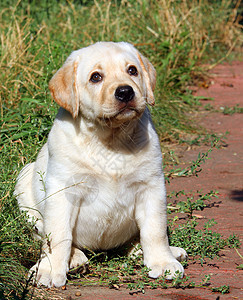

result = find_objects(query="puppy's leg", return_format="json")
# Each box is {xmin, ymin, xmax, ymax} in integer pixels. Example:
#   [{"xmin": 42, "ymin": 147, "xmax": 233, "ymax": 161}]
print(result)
[
  {"xmin": 136, "ymin": 178, "xmax": 185, "ymax": 279},
  {"xmin": 15, "ymin": 163, "xmax": 34, "ymax": 209},
  {"xmin": 30, "ymin": 176, "xmax": 80, "ymax": 287},
  {"xmin": 14, "ymin": 162, "xmax": 45, "ymax": 238}
]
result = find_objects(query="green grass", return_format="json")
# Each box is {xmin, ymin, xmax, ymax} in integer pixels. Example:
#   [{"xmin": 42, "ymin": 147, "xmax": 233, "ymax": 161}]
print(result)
[
  {"xmin": 220, "ymin": 104, "xmax": 243, "ymax": 115},
  {"xmin": 0, "ymin": 0, "xmax": 242, "ymax": 299}
]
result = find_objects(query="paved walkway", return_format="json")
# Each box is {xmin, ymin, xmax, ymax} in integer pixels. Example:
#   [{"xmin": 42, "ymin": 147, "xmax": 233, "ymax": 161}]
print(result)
[{"xmin": 165, "ymin": 61, "xmax": 243, "ymax": 299}]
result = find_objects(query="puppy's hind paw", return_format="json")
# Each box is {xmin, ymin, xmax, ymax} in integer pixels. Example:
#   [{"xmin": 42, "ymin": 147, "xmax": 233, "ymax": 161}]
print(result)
[
  {"xmin": 170, "ymin": 246, "xmax": 188, "ymax": 262},
  {"xmin": 69, "ymin": 247, "xmax": 89, "ymax": 275}
]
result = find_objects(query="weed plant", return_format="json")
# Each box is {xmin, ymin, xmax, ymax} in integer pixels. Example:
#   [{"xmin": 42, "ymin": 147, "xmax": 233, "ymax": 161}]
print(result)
[
  {"xmin": 221, "ymin": 104, "xmax": 243, "ymax": 115},
  {"xmin": 0, "ymin": 0, "xmax": 242, "ymax": 299}
]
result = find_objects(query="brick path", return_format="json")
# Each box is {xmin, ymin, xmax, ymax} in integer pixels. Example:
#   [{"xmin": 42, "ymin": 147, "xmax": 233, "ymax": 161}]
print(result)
[{"xmin": 165, "ymin": 61, "xmax": 243, "ymax": 299}]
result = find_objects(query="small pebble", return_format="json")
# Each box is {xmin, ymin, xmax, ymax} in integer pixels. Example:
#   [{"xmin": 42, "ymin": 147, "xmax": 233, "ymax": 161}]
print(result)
[{"xmin": 75, "ymin": 291, "xmax": 82, "ymax": 296}]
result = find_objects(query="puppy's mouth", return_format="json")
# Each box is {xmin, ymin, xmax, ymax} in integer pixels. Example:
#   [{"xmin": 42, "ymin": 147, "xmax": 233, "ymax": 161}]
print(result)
[
  {"xmin": 114, "ymin": 106, "xmax": 139, "ymax": 120},
  {"xmin": 99, "ymin": 105, "xmax": 142, "ymax": 125},
  {"xmin": 96, "ymin": 105, "xmax": 143, "ymax": 128}
]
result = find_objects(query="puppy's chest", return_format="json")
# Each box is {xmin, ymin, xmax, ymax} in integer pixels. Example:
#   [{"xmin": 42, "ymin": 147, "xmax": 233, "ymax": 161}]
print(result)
[
  {"xmin": 79, "ymin": 141, "xmax": 145, "ymax": 179},
  {"xmin": 90, "ymin": 148, "xmax": 130, "ymax": 179}
]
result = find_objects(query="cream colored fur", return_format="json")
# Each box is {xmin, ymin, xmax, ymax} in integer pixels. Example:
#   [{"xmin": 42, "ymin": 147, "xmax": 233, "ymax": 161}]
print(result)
[{"xmin": 14, "ymin": 42, "xmax": 187, "ymax": 287}]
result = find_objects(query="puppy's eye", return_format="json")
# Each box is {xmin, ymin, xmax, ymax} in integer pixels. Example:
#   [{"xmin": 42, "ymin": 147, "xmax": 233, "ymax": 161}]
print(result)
[
  {"xmin": 90, "ymin": 72, "xmax": 103, "ymax": 83},
  {"xmin": 127, "ymin": 66, "xmax": 138, "ymax": 76}
]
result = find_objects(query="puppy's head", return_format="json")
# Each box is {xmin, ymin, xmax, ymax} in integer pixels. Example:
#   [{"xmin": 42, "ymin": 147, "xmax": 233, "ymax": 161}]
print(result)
[{"xmin": 49, "ymin": 42, "xmax": 156, "ymax": 126}]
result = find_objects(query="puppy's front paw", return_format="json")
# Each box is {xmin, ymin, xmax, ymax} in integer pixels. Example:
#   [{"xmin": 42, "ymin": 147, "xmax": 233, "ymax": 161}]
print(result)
[
  {"xmin": 148, "ymin": 260, "xmax": 184, "ymax": 280},
  {"xmin": 30, "ymin": 256, "xmax": 67, "ymax": 287}
]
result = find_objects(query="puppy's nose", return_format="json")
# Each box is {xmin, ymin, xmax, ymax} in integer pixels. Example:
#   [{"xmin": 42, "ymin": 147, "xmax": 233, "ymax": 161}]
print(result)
[{"xmin": 115, "ymin": 85, "xmax": 135, "ymax": 103}]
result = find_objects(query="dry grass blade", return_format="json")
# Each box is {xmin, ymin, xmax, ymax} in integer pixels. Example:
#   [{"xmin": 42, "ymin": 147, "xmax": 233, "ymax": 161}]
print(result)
[{"xmin": 0, "ymin": 9, "xmax": 45, "ymax": 108}]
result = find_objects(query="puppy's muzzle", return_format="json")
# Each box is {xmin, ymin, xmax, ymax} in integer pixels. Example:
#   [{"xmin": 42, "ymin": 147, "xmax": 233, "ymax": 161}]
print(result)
[{"xmin": 115, "ymin": 85, "xmax": 135, "ymax": 103}]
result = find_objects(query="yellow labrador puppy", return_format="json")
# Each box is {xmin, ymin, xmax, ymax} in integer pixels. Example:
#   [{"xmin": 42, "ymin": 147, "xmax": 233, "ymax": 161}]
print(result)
[{"xmin": 15, "ymin": 42, "xmax": 187, "ymax": 287}]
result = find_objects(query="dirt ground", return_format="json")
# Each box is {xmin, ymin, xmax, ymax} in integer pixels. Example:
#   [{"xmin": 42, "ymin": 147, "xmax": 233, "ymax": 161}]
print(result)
[{"xmin": 36, "ymin": 62, "xmax": 243, "ymax": 299}]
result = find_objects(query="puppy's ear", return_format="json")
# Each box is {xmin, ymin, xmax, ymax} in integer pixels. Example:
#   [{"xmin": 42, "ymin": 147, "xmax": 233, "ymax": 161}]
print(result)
[
  {"xmin": 49, "ymin": 59, "xmax": 79, "ymax": 118},
  {"xmin": 137, "ymin": 53, "xmax": 156, "ymax": 106}
]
